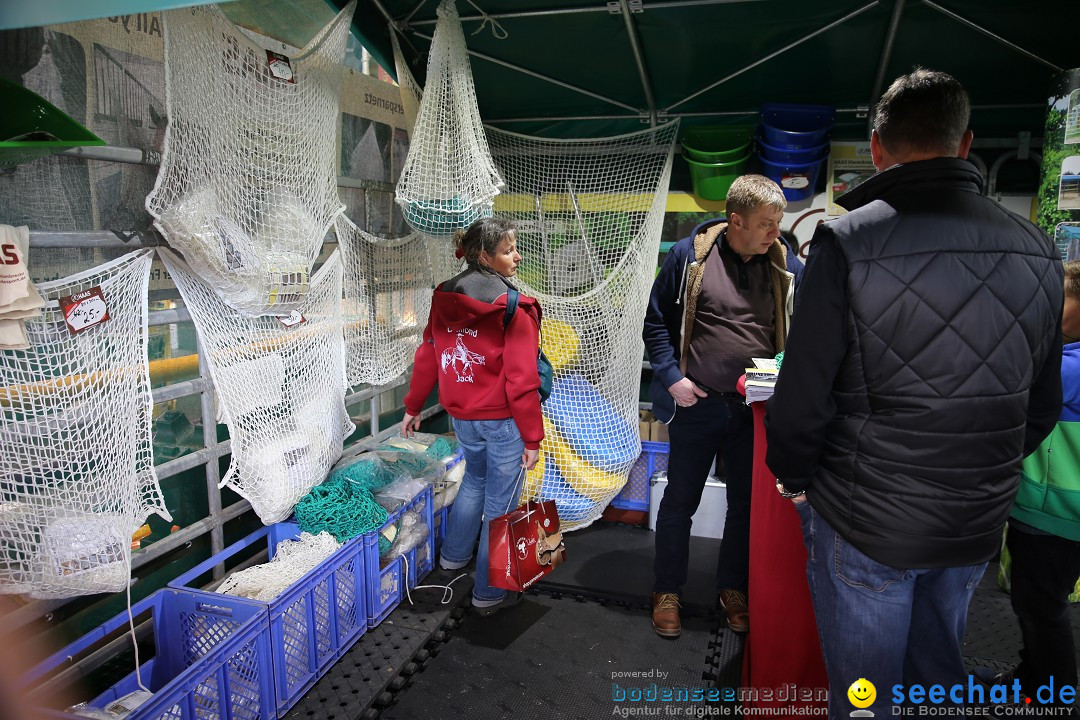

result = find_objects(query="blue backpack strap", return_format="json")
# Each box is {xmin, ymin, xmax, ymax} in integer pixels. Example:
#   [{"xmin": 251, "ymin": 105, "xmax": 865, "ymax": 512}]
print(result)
[{"xmin": 503, "ymin": 288, "xmax": 520, "ymax": 328}]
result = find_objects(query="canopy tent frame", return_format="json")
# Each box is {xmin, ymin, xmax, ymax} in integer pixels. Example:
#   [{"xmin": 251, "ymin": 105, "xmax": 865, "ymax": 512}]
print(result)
[{"xmin": 354, "ymin": 0, "xmax": 1075, "ymax": 141}]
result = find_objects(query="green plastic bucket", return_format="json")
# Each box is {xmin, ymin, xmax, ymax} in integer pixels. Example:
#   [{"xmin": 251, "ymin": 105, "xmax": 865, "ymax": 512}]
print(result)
[
  {"xmin": 0, "ymin": 76, "xmax": 104, "ymax": 168},
  {"xmin": 686, "ymin": 152, "xmax": 751, "ymax": 201},
  {"xmin": 681, "ymin": 125, "xmax": 754, "ymax": 164}
]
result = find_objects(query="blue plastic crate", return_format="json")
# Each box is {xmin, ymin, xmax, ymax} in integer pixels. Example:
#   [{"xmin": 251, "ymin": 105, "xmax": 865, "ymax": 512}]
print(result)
[
  {"xmin": 168, "ymin": 522, "xmax": 367, "ymax": 715},
  {"xmin": 365, "ymin": 485, "xmax": 434, "ymax": 626},
  {"xmin": 611, "ymin": 441, "xmax": 670, "ymax": 512},
  {"xmin": 26, "ymin": 588, "xmax": 274, "ymax": 720},
  {"xmin": 433, "ymin": 504, "xmax": 451, "ymax": 552}
]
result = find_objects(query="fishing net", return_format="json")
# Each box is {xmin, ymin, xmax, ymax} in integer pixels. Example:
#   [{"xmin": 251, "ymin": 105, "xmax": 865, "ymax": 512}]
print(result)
[
  {"xmin": 395, "ymin": 0, "xmax": 503, "ymax": 238},
  {"xmin": 160, "ymin": 249, "xmax": 353, "ymax": 524},
  {"xmin": 147, "ymin": 2, "xmax": 353, "ymax": 315},
  {"xmin": 337, "ymin": 215, "xmax": 432, "ymax": 386},
  {"xmin": 0, "ymin": 250, "xmax": 170, "ymax": 598},
  {"xmin": 490, "ymin": 121, "xmax": 680, "ymax": 531}
]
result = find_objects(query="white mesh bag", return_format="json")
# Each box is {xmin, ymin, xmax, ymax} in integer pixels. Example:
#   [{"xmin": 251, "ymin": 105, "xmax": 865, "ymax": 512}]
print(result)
[
  {"xmin": 395, "ymin": 0, "xmax": 503, "ymax": 238},
  {"xmin": 491, "ymin": 122, "xmax": 680, "ymax": 531},
  {"xmin": 390, "ymin": 31, "xmax": 423, "ymax": 137},
  {"xmin": 0, "ymin": 250, "xmax": 170, "ymax": 598},
  {"xmin": 337, "ymin": 216, "xmax": 433, "ymax": 387},
  {"xmin": 160, "ymin": 249, "xmax": 354, "ymax": 524},
  {"xmin": 147, "ymin": 2, "xmax": 354, "ymax": 316}
]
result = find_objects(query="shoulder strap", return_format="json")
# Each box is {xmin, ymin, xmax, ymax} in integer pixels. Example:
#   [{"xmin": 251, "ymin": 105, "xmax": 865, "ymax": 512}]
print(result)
[{"xmin": 503, "ymin": 288, "xmax": 520, "ymax": 329}]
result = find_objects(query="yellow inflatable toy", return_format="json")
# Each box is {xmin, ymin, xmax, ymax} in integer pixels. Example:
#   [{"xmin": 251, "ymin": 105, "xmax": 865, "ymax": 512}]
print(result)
[
  {"xmin": 540, "ymin": 318, "xmax": 580, "ymax": 372},
  {"xmin": 533, "ymin": 417, "xmax": 624, "ymax": 500}
]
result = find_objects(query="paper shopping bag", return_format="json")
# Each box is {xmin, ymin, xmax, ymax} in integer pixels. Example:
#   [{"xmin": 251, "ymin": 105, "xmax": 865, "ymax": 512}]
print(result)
[{"xmin": 488, "ymin": 499, "xmax": 566, "ymax": 592}]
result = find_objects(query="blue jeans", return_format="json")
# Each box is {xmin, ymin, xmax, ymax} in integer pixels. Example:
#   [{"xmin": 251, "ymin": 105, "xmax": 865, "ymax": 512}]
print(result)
[
  {"xmin": 654, "ymin": 392, "xmax": 753, "ymax": 594},
  {"xmin": 441, "ymin": 417, "xmax": 526, "ymax": 605},
  {"xmin": 796, "ymin": 501, "xmax": 986, "ymax": 719}
]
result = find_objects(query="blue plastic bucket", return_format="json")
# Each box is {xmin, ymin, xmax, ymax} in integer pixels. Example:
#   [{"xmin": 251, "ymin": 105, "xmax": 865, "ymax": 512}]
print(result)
[
  {"xmin": 757, "ymin": 134, "xmax": 830, "ymax": 164},
  {"xmin": 758, "ymin": 154, "xmax": 827, "ymax": 201},
  {"xmin": 759, "ymin": 103, "xmax": 834, "ymax": 149}
]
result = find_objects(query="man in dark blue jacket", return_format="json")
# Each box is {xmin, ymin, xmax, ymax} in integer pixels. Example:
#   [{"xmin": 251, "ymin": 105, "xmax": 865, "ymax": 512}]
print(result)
[
  {"xmin": 643, "ymin": 175, "xmax": 802, "ymax": 638},
  {"xmin": 766, "ymin": 69, "xmax": 1063, "ymax": 717}
]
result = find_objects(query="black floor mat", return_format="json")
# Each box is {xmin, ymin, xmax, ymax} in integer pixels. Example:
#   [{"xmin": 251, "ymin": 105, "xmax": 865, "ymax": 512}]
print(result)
[{"xmin": 379, "ymin": 591, "xmax": 717, "ymax": 720}]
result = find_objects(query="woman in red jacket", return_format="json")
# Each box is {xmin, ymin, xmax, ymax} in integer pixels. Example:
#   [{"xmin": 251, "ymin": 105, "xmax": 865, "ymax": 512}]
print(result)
[{"xmin": 401, "ymin": 216, "xmax": 543, "ymax": 615}]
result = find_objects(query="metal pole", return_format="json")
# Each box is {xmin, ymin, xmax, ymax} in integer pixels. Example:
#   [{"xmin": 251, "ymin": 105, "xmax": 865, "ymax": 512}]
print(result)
[
  {"xmin": 619, "ymin": 0, "xmax": 658, "ymax": 127},
  {"xmin": 370, "ymin": 391, "xmax": 381, "ymax": 435},
  {"xmin": 867, "ymin": 0, "xmax": 907, "ymax": 135},
  {"xmin": 410, "ymin": 30, "xmax": 642, "ymax": 113},
  {"xmin": 665, "ymin": 1, "xmax": 880, "ymax": 112},
  {"xmin": 60, "ymin": 144, "xmax": 158, "ymax": 165},
  {"xmin": 407, "ymin": 0, "xmax": 766, "ymax": 26},
  {"xmin": 921, "ymin": 0, "xmax": 1063, "ymax": 72},
  {"xmin": 195, "ymin": 335, "xmax": 225, "ymax": 578}
]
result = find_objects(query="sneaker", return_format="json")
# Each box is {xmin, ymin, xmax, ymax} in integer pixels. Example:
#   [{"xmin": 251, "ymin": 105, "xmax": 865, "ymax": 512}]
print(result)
[
  {"xmin": 718, "ymin": 589, "xmax": 749, "ymax": 633},
  {"xmin": 472, "ymin": 592, "xmax": 523, "ymax": 617},
  {"xmin": 652, "ymin": 592, "xmax": 681, "ymax": 638}
]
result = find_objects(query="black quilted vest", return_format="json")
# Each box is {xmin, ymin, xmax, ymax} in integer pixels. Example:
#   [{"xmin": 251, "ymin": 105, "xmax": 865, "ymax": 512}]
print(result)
[{"xmin": 815, "ymin": 158, "xmax": 1062, "ymax": 568}]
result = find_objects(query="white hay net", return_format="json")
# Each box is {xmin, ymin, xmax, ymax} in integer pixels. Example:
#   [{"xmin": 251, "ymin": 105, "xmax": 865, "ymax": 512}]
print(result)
[
  {"xmin": 490, "ymin": 122, "xmax": 679, "ymax": 531},
  {"xmin": 395, "ymin": 0, "xmax": 503, "ymax": 238},
  {"xmin": 337, "ymin": 215, "xmax": 433, "ymax": 387},
  {"xmin": 160, "ymin": 249, "xmax": 354, "ymax": 524},
  {"xmin": 147, "ymin": 2, "xmax": 353, "ymax": 316},
  {"xmin": 0, "ymin": 250, "xmax": 170, "ymax": 599},
  {"xmin": 390, "ymin": 31, "xmax": 423, "ymax": 137}
]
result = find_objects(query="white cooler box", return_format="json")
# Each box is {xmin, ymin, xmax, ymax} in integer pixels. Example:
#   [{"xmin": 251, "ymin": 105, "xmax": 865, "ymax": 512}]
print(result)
[{"xmin": 648, "ymin": 474, "xmax": 727, "ymax": 539}]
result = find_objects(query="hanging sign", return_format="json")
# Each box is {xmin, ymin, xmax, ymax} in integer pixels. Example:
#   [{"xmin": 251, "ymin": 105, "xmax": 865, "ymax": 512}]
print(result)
[{"xmin": 825, "ymin": 142, "xmax": 876, "ymax": 216}]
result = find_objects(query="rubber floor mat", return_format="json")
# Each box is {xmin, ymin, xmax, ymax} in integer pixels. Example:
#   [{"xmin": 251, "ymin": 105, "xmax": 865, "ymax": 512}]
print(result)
[{"xmin": 380, "ymin": 591, "xmax": 717, "ymax": 719}]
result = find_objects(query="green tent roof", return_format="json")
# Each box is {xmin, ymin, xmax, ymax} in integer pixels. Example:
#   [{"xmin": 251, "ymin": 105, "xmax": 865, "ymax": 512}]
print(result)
[{"xmin": 340, "ymin": 0, "xmax": 1080, "ymax": 140}]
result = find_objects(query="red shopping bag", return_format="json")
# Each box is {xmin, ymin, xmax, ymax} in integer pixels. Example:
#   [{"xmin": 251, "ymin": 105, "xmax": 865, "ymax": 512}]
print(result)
[{"xmin": 488, "ymin": 499, "xmax": 567, "ymax": 591}]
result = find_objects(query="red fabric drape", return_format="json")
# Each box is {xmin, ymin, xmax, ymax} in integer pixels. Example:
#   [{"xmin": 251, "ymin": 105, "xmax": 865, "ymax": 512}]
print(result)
[{"xmin": 740, "ymin": 389, "xmax": 829, "ymax": 711}]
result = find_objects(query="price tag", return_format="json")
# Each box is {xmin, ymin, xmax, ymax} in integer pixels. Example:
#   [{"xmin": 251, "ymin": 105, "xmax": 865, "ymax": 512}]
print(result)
[
  {"xmin": 266, "ymin": 50, "xmax": 295, "ymax": 83},
  {"xmin": 277, "ymin": 310, "xmax": 306, "ymax": 328},
  {"xmin": 58, "ymin": 287, "xmax": 110, "ymax": 335}
]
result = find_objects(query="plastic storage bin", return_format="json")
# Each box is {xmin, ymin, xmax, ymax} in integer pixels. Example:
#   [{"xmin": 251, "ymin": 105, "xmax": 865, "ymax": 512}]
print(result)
[
  {"xmin": 759, "ymin": 155, "xmax": 827, "ymax": 202},
  {"xmin": 169, "ymin": 522, "xmax": 367, "ymax": 715},
  {"xmin": 682, "ymin": 125, "xmax": 754, "ymax": 163},
  {"xmin": 433, "ymin": 503, "xmax": 452, "ymax": 552},
  {"xmin": 759, "ymin": 103, "xmax": 834, "ymax": 150},
  {"xmin": 26, "ymin": 588, "xmax": 274, "ymax": 720},
  {"xmin": 756, "ymin": 135, "xmax": 829, "ymax": 164},
  {"xmin": 686, "ymin": 152, "xmax": 751, "ymax": 201},
  {"xmin": 366, "ymin": 485, "xmax": 435, "ymax": 627},
  {"xmin": 611, "ymin": 441, "xmax": 670, "ymax": 512}
]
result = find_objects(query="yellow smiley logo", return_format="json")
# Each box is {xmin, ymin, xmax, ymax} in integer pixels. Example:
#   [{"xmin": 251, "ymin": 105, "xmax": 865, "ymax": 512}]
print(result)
[{"xmin": 847, "ymin": 678, "xmax": 876, "ymax": 709}]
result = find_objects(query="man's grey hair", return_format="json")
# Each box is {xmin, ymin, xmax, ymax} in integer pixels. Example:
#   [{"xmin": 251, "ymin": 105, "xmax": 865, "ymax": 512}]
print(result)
[
  {"xmin": 874, "ymin": 68, "xmax": 970, "ymax": 156},
  {"xmin": 725, "ymin": 174, "xmax": 787, "ymax": 218}
]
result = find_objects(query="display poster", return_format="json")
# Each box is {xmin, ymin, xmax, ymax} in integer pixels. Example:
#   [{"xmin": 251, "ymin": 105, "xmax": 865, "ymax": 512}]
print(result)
[
  {"xmin": 1037, "ymin": 67, "xmax": 1080, "ymax": 258},
  {"xmin": 825, "ymin": 142, "xmax": 875, "ymax": 216}
]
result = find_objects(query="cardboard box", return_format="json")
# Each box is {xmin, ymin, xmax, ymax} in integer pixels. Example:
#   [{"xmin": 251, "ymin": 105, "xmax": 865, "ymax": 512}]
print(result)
[
  {"xmin": 650, "ymin": 421, "xmax": 669, "ymax": 443},
  {"xmin": 648, "ymin": 475, "xmax": 727, "ymax": 539}
]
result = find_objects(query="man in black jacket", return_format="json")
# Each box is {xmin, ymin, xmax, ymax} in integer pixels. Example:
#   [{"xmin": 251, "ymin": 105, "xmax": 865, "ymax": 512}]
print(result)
[{"xmin": 765, "ymin": 69, "xmax": 1063, "ymax": 717}]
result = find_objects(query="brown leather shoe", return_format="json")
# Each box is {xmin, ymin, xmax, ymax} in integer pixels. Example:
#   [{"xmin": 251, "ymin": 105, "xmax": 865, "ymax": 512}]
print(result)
[
  {"xmin": 718, "ymin": 589, "xmax": 749, "ymax": 633},
  {"xmin": 652, "ymin": 592, "xmax": 681, "ymax": 638}
]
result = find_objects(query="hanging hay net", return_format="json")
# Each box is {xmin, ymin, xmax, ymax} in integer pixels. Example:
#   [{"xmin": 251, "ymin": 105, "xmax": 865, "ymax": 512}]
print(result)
[
  {"xmin": 160, "ymin": 249, "xmax": 354, "ymax": 524},
  {"xmin": 390, "ymin": 31, "xmax": 423, "ymax": 137},
  {"xmin": 395, "ymin": 0, "xmax": 503, "ymax": 238},
  {"xmin": 146, "ymin": 2, "xmax": 353, "ymax": 316},
  {"xmin": 492, "ymin": 121, "xmax": 680, "ymax": 531},
  {"xmin": 0, "ymin": 250, "xmax": 170, "ymax": 599},
  {"xmin": 337, "ymin": 215, "xmax": 433, "ymax": 387}
]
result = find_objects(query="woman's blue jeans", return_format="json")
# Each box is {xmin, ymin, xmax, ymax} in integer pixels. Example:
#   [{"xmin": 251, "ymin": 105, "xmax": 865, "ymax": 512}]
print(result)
[{"xmin": 440, "ymin": 417, "xmax": 526, "ymax": 605}]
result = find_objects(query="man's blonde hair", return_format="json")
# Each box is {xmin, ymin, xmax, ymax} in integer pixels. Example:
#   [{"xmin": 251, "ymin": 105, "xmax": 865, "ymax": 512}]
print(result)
[{"xmin": 725, "ymin": 174, "xmax": 787, "ymax": 218}]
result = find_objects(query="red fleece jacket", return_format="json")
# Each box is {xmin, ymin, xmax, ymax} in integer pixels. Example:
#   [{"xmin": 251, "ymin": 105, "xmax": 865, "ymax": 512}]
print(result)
[{"xmin": 404, "ymin": 286, "xmax": 544, "ymax": 450}]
